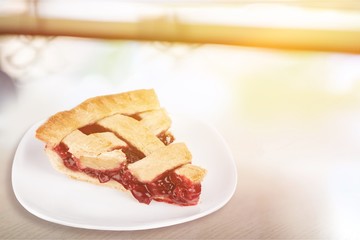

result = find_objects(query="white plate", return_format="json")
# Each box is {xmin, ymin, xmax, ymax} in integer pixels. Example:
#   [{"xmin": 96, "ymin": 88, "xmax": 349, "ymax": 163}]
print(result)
[{"xmin": 12, "ymin": 115, "xmax": 237, "ymax": 230}]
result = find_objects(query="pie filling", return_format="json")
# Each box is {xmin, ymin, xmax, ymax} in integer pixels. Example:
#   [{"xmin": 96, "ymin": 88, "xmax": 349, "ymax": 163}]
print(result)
[{"xmin": 53, "ymin": 126, "xmax": 200, "ymax": 206}]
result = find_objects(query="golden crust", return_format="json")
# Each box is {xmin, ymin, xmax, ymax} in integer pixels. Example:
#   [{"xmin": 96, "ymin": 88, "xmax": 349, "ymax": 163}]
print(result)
[
  {"xmin": 62, "ymin": 130, "xmax": 127, "ymax": 170},
  {"xmin": 97, "ymin": 114, "xmax": 165, "ymax": 156},
  {"xmin": 175, "ymin": 164, "xmax": 207, "ymax": 183},
  {"xmin": 128, "ymin": 143, "xmax": 192, "ymax": 183},
  {"xmin": 138, "ymin": 109, "xmax": 172, "ymax": 135},
  {"xmin": 79, "ymin": 150, "xmax": 126, "ymax": 170},
  {"xmin": 36, "ymin": 89, "xmax": 160, "ymax": 147},
  {"xmin": 62, "ymin": 130, "xmax": 126, "ymax": 159}
]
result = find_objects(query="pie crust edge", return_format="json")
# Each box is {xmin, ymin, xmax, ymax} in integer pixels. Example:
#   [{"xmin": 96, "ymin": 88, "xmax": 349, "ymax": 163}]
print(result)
[{"xmin": 36, "ymin": 89, "xmax": 160, "ymax": 148}]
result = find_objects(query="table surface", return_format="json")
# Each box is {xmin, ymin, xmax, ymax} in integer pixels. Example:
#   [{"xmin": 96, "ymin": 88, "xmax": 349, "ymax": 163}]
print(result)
[{"xmin": 1, "ymin": 38, "xmax": 360, "ymax": 239}]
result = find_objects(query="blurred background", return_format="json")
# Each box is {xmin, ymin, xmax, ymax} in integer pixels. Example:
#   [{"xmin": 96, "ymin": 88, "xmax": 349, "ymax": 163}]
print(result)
[{"xmin": 1, "ymin": 0, "xmax": 360, "ymax": 239}]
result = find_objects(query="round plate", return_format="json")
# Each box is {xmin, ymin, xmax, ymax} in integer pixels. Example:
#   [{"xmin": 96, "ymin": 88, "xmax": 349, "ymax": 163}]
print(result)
[{"xmin": 12, "ymin": 115, "xmax": 237, "ymax": 230}]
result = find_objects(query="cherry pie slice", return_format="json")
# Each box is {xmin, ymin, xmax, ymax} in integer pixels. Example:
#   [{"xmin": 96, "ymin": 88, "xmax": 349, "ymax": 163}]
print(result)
[{"xmin": 36, "ymin": 89, "xmax": 206, "ymax": 206}]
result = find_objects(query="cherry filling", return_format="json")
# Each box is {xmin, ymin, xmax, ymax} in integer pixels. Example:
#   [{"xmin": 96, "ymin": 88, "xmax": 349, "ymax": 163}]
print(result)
[
  {"xmin": 133, "ymin": 170, "xmax": 201, "ymax": 206},
  {"xmin": 157, "ymin": 131, "xmax": 175, "ymax": 146},
  {"xmin": 54, "ymin": 143, "xmax": 78, "ymax": 171},
  {"xmin": 53, "ymin": 144, "xmax": 201, "ymax": 206},
  {"xmin": 53, "ymin": 122, "xmax": 196, "ymax": 205}
]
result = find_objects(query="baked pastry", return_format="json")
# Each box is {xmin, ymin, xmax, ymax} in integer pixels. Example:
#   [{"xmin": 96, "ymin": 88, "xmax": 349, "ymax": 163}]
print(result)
[{"xmin": 36, "ymin": 89, "xmax": 206, "ymax": 206}]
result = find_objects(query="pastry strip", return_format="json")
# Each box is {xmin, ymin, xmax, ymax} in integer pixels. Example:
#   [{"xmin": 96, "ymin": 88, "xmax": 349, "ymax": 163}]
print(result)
[
  {"xmin": 128, "ymin": 143, "xmax": 192, "ymax": 183},
  {"xmin": 138, "ymin": 109, "xmax": 172, "ymax": 135},
  {"xmin": 97, "ymin": 114, "xmax": 165, "ymax": 156},
  {"xmin": 62, "ymin": 130, "xmax": 127, "ymax": 169},
  {"xmin": 175, "ymin": 164, "xmax": 207, "ymax": 183},
  {"xmin": 62, "ymin": 130, "xmax": 126, "ymax": 158}
]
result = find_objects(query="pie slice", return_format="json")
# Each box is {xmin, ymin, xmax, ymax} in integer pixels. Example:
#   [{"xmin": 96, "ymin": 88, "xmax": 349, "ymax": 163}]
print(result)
[{"xmin": 36, "ymin": 89, "xmax": 206, "ymax": 206}]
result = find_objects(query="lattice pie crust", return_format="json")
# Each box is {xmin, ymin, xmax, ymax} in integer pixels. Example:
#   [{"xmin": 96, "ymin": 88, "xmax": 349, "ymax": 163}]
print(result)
[{"xmin": 36, "ymin": 89, "xmax": 206, "ymax": 206}]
